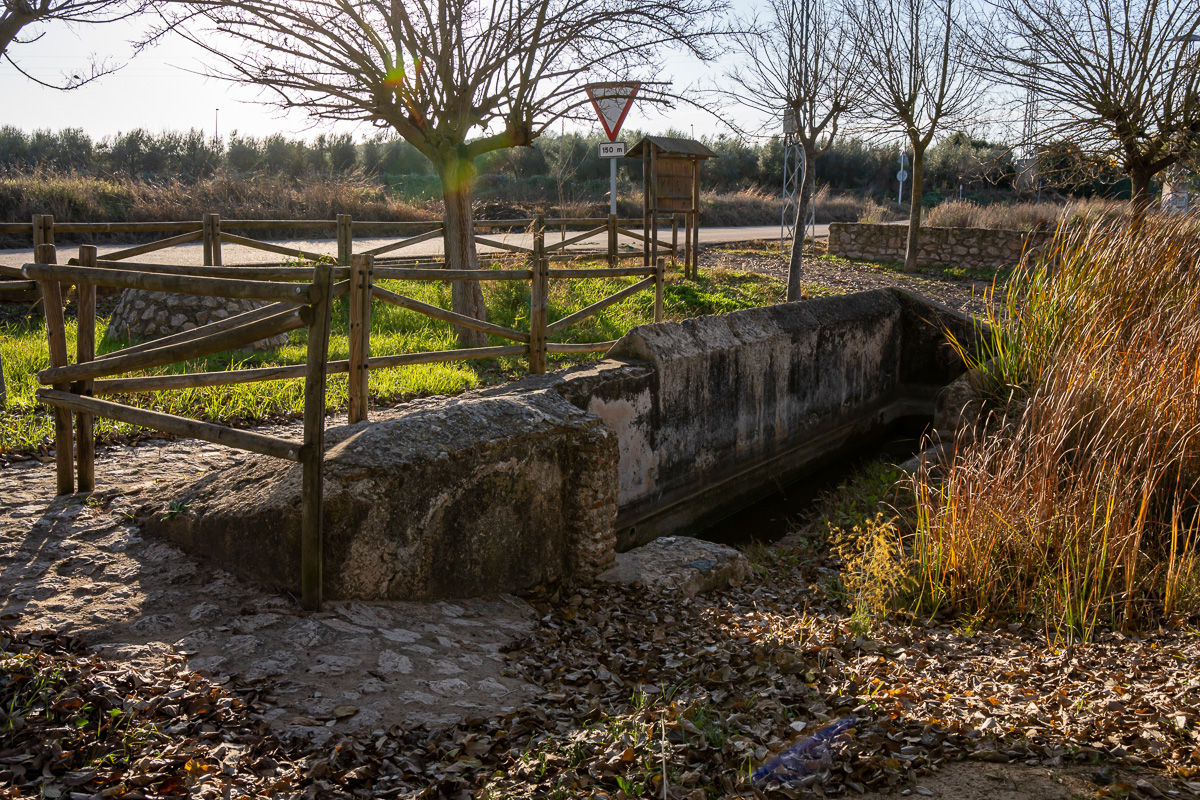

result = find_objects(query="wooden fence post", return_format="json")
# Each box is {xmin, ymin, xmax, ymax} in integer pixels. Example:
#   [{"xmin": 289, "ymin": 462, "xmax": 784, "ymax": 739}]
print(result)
[
  {"xmin": 530, "ymin": 256, "xmax": 549, "ymax": 375},
  {"xmin": 76, "ymin": 245, "xmax": 97, "ymax": 492},
  {"xmin": 33, "ymin": 214, "xmax": 55, "ymax": 250},
  {"xmin": 301, "ymin": 263, "xmax": 334, "ymax": 612},
  {"xmin": 348, "ymin": 253, "xmax": 372, "ymax": 424},
  {"xmin": 36, "ymin": 243, "xmax": 74, "ymax": 496},
  {"xmin": 30, "ymin": 214, "xmax": 51, "ymax": 318},
  {"xmin": 202, "ymin": 214, "xmax": 223, "ymax": 266},
  {"xmin": 608, "ymin": 213, "xmax": 618, "ymax": 267},
  {"xmin": 532, "ymin": 214, "xmax": 545, "ymax": 266},
  {"xmin": 672, "ymin": 214, "xmax": 679, "ymax": 267},
  {"xmin": 337, "ymin": 214, "xmax": 353, "ymax": 266},
  {"xmin": 654, "ymin": 257, "xmax": 665, "ymax": 324}
]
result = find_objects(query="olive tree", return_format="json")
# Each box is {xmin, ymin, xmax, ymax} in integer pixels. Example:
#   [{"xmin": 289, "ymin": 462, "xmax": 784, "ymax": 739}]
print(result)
[
  {"xmin": 720, "ymin": 0, "xmax": 864, "ymax": 300},
  {"xmin": 848, "ymin": 0, "xmax": 988, "ymax": 272},
  {"xmin": 164, "ymin": 0, "xmax": 725, "ymax": 343},
  {"xmin": 985, "ymin": 0, "xmax": 1200, "ymax": 210}
]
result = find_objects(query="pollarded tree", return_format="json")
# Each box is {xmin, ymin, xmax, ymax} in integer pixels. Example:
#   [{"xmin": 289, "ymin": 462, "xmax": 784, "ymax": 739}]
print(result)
[
  {"xmin": 849, "ymin": 0, "xmax": 988, "ymax": 272},
  {"xmin": 720, "ymin": 0, "xmax": 865, "ymax": 299},
  {"xmin": 985, "ymin": 0, "xmax": 1200, "ymax": 211},
  {"xmin": 162, "ymin": 0, "xmax": 725, "ymax": 344},
  {"xmin": 2, "ymin": 0, "xmax": 147, "ymax": 88}
]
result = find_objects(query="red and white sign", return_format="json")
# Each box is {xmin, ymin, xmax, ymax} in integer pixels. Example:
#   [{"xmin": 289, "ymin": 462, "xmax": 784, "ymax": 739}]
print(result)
[{"xmin": 586, "ymin": 82, "xmax": 640, "ymax": 142}]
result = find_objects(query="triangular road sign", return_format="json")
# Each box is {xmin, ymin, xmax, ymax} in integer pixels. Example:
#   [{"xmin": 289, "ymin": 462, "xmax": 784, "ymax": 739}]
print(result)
[{"xmin": 586, "ymin": 82, "xmax": 640, "ymax": 142}]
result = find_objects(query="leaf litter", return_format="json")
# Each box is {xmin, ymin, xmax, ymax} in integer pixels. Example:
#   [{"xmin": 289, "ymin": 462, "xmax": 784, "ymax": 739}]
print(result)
[{"xmin": 4, "ymin": 530, "xmax": 1199, "ymax": 799}]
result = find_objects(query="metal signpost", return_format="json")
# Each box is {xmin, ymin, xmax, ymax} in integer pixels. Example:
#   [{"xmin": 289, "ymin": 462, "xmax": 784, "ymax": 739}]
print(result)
[
  {"xmin": 897, "ymin": 149, "xmax": 909, "ymax": 205},
  {"xmin": 587, "ymin": 83, "xmax": 640, "ymax": 214}
]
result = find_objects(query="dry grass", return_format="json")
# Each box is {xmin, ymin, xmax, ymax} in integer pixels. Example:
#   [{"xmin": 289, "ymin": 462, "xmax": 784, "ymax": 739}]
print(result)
[
  {"xmin": 0, "ymin": 169, "xmax": 437, "ymax": 244},
  {"xmin": 923, "ymin": 197, "xmax": 1129, "ymax": 231},
  {"xmin": 909, "ymin": 215, "xmax": 1200, "ymax": 639}
]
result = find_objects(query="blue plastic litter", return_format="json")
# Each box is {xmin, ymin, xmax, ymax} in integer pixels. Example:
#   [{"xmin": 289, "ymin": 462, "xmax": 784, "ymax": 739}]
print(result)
[{"xmin": 752, "ymin": 716, "xmax": 857, "ymax": 784}]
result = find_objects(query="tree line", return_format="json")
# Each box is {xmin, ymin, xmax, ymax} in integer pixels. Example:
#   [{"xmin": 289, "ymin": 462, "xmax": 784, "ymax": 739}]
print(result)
[{"xmin": 4, "ymin": 124, "xmax": 1074, "ymax": 200}]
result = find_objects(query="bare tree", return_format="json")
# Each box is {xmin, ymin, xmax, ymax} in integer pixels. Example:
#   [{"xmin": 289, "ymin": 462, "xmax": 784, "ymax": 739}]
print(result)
[
  {"xmin": 986, "ymin": 0, "xmax": 1200, "ymax": 210},
  {"xmin": 2, "ymin": 0, "xmax": 145, "ymax": 89},
  {"xmin": 161, "ymin": 0, "xmax": 724, "ymax": 344},
  {"xmin": 720, "ymin": 0, "xmax": 863, "ymax": 300},
  {"xmin": 849, "ymin": 0, "xmax": 988, "ymax": 272}
]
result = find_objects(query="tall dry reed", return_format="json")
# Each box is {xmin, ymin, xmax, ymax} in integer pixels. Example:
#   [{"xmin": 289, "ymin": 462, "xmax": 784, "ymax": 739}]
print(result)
[{"xmin": 911, "ymin": 215, "xmax": 1200, "ymax": 639}]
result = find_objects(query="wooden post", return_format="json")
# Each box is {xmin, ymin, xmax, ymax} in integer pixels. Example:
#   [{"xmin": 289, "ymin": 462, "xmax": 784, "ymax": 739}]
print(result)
[
  {"xmin": 642, "ymin": 147, "xmax": 651, "ymax": 267},
  {"xmin": 683, "ymin": 213, "xmax": 692, "ymax": 280},
  {"xmin": 203, "ymin": 214, "xmax": 223, "ymax": 266},
  {"xmin": 37, "ymin": 244, "xmax": 74, "ymax": 496},
  {"xmin": 33, "ymin": 214, "xmax": 55, "ymax": 249},
  {"xmin": 76, "ymin": 245, "xmax": 97, "ymax": 492},
  {"xmin": 649, "ymin": 147, "xmax": 659, "ymax": 271},
  {"xmin": 337, "ymin": 214, "xmax": 353, "ymax": 266},
  {"xmin": 691, "ymin": 159, "xmax": 701, "ymax": 279},
  {"xmin": 672, "ymin": 214, "xmax": 679, "ymax": 268},
  {"xmin": 348, "ymin": 254, "xmax": 372, "ymax": 424},
  {"xmin": 301, "ymin": 264, "xmax": 334, "ymax": 612},
  {"xmin": 530, "ymin": 256, "xmax": 549, "ymax": 375},
  {"xmin": 608, "ymin": 213, "xmax": 618, "ymax": 267},
  {"xmin": 30, "ymin": 215, "xmax": 51, "ymax": 318},
  {"xmin": 532, "ymin": 214, "xmax": 545, "ymax": 267},
  {"xmin": 654, "ymin": 257, "xmax": 665, "ymax": 323}
]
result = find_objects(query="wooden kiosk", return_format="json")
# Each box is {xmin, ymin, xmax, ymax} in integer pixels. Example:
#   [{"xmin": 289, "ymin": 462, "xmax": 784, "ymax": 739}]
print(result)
[{"xmin": 627, "ymin": 136, "xmax": 718, "ymax": 279}]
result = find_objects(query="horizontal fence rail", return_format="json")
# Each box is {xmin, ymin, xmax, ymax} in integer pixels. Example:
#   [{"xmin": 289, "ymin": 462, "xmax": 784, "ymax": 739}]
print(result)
[{"xmin": 5, "ymin": 213, "xmax": 680, "ymax": 272}]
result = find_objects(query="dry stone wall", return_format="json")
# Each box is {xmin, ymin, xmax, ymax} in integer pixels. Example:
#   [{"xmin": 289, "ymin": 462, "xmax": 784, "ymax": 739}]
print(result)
[
  {"xmin": 105, "ymin": 289, "xmax": 290, "ymax": 349},
  {"xmin": 828, "ymin": 222, "xmax": 1049, "ymax": 271}
]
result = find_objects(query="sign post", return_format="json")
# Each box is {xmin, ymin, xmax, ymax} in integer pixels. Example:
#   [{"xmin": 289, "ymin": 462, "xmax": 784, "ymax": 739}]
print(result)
[
  {"xmin": 897, "ymin": 149, "xmax": 909, "ymax": 205},
  {"xmin": 587, "ymin": 82, "xmax": 640, "ymax": 215}
]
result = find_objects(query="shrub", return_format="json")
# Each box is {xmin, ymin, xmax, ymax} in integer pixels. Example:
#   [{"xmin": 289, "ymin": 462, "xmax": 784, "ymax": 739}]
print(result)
[{"xmin": 910, "ymin": 215, "xmax": 1200, "ymax": 639}]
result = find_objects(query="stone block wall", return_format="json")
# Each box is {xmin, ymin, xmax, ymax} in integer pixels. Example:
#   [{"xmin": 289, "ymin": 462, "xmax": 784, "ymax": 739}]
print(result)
[
  {"xmin": 105, "ymin": 289, "xmax": 289, "ymax": 349},
  {"xmin": 828, "ymin": 222, "xmax": 1049, "ymax": 270}
]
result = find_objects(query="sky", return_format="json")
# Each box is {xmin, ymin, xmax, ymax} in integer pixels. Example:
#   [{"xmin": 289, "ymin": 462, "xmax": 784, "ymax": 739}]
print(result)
[{"xmin": 0, "ymin": 9, "xmax": 769, "ymax": 144}]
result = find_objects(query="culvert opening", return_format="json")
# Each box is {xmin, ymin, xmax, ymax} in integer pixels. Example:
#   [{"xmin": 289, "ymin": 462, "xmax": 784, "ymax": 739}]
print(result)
[{"xmin": 694, "ymin": 415, "xmax": 932, "ymax": 548}]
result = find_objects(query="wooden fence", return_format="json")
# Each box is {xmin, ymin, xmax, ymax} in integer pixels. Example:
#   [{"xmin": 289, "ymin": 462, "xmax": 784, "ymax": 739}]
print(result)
[
  {"xmin": 19, "ymin": 222, "xmax": 666, "ymax": 610},
  {"xmin": 0, "ymin": 212, "xmax": 680, "ymax": 270}
]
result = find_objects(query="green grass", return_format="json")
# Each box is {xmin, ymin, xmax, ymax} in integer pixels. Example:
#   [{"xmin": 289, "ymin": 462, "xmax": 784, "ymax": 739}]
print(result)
[{"xmin": 0, "ymin": 265, "xmax": 784, "ymax": 454}]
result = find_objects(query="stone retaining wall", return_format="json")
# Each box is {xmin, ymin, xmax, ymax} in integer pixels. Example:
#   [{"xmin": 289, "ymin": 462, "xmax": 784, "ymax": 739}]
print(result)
[
  {"xmin": 105, "ymin": 289, "xmax": 289, "ymax": 349},
  {"xmin": 828, "ymin": 222, "xmax": 1049, "ymax": 270}
]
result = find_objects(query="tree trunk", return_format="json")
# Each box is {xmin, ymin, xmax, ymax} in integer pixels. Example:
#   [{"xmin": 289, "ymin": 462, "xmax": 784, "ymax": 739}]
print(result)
[
  {"xmin": 439, "ymin": 155, "xmax": 488, "ymax": 348},
  {"xmin": 786, "ymin": 151, "xmax": 817, "ymax": 302},
  {"xmin": 904, "ymin": 146, "xmax": 925, "ymax": 274},
  {"xmin": 1129, "ymin": 168, "xmax": 1154, "ymax": 216}
]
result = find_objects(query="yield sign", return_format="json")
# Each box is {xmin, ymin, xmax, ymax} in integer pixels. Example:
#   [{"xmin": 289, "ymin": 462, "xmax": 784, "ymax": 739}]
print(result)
[{"xmin": 586, "ymin": 82, "xmax": 640, "ymax": 142}]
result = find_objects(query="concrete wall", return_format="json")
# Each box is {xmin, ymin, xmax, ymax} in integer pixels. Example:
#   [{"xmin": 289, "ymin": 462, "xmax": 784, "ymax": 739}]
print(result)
[
  {"xmin": 829, "ymin": 222, "xmax": 1049, "ymax": 271},
  {"xmin": 142, "ymin": 288, "xmax": 978, "ymax": 598},
  {"xmin": 544, "ymin": 288, "xmax": 977, "ymax": 548}
]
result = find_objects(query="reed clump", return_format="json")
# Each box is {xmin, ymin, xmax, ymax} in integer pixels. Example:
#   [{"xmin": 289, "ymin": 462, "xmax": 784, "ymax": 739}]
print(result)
[{"xmin": 910, "ymin": 215, "xmax": 1200, "ymax": 639}]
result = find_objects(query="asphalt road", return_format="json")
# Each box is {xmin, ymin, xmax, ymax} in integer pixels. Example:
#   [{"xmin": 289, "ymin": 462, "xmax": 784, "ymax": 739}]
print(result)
[{"xmin": 0, "ymin": 224, "xmax": 827, "ymax": 269}]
